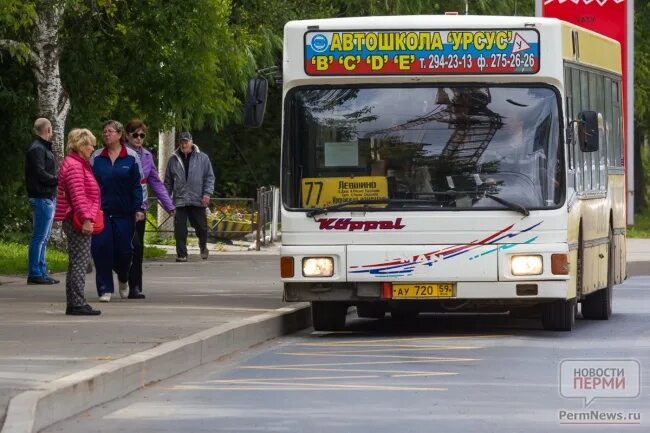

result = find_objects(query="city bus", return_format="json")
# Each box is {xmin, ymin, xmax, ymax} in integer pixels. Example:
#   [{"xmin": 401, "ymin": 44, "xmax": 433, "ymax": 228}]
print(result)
[{"xmin": 246, "ymin": 15, "xmax": 626, "ymax": 331}]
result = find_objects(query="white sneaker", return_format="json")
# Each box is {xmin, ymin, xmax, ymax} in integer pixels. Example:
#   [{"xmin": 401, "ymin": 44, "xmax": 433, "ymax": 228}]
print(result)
[
  {"xmin": 99, "ymin": 293, "xmax": 111, "ymax": 302},
  {"xmin": 118, "ymin": 281, "xmax": 128, "ymax": 299}
]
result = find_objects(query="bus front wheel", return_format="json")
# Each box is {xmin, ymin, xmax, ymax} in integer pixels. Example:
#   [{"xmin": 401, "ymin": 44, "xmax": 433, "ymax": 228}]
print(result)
[
  {"xmin": 541, "ymin": 298, "xmax": 576, "ymax": 331},
  {"xmin": 311, "ymin": 302, "xmax": 347, "ymax": 331}
]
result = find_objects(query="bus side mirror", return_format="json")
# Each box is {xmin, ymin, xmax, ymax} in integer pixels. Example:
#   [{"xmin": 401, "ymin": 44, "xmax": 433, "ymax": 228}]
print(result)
[
  {"xmin": 577, "ymin": 110, "xmax": 599, "ymax": 152},
  {"xmin": 243, "ymin": 77, "xmax": 268, "ymax": 128}
]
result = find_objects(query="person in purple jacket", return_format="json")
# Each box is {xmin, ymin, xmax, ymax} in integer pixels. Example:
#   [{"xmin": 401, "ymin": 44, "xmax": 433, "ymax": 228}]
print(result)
[{"xmin": 125, "ymin": 119, "xmax": 175, "ymax": 299}]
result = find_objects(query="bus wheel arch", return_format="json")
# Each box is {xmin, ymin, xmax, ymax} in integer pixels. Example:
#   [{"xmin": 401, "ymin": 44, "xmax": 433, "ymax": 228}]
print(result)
[
  {"xmin": 581, "ymin": 220, "xmax": 613, "ymax": 320},
  {"xmin": 577, "ymin": 221, "xmax": 584, "ymax": 298}
]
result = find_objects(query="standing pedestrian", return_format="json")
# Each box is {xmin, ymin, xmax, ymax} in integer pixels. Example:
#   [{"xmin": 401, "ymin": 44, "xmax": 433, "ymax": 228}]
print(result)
[
  {"xmin": 91, "ymin": 120, "xmax": 145, "ymax": 302},
  {"xmin": 124, "ymin": 118, "xmax": 175, "ymax": 298},
  {"xmin": 25, "ymin": 118, "xmax": 59, "ymax": 285},
  {"xmin": 164, "ymin": 132, "xmax": 215, "ymax": 262},
  {"xmin": 54, "ymin": 128, "xmax": 101, "ymax": 315}
]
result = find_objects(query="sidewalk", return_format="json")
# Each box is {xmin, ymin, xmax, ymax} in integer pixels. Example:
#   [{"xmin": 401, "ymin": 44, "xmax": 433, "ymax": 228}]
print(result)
[
  {"xmin": 625, "ymin": 238, "xmax": 650, "ymax": 277},
  {"xmin": 0, "ymin": 238, "xmax": 648, "ymax": 433},
  {"xmin": 0, "ymin": 243, "xmax": 310, "ymax": 433}
]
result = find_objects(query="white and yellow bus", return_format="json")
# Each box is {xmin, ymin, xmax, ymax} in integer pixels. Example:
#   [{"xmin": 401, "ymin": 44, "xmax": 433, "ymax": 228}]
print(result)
[{"xmin": 247, "ymin": 15, "xmax": 626, "ymax": 331}]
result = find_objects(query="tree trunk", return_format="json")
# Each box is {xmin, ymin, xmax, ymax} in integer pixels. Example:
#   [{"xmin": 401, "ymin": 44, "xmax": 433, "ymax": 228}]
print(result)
[
  {"xmin": 31, "ymin": 2, "xmax": 70, "ymax": 162},
  {"xmin": 28, "ymin": 2, "xmax": 70, "ymax": 249}
]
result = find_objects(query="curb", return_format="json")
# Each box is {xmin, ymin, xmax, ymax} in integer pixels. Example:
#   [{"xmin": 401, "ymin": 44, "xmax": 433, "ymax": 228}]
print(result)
[
  {"xmin": 626, "ymin": 261, "xmax": 650, "ymax": 277},
  {"xmin": 0, "ymin": 303, "xmax": 311, "ymax": 433}
]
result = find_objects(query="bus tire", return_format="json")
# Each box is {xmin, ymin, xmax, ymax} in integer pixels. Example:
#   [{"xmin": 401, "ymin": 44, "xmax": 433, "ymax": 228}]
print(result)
[
  {"xmin": 581, "ymin": 226, "xmax": 613, "ymax": 320},
  {"xmin": 541, "ymin": 298, "xmax": 576, "ymax": 331},
  {"xmin": 311, "ymin": 302, "xmax": 347, "ymax": 331}
]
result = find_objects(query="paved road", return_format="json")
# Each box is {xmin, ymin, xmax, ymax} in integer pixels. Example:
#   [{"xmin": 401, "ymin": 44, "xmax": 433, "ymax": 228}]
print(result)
[{"xmin": 46, "ymin": 277, "xmax": 650, "ymax": 433}]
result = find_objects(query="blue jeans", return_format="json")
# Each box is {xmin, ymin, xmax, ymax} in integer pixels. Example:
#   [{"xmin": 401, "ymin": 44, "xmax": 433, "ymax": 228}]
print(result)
[{"xmin": 28, "ymin": 198, "xmax": 55, "ymax": 278}]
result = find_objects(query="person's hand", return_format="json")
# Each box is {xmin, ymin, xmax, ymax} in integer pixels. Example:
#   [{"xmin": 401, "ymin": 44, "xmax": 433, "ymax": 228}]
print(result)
[
  {"xmin": 135, "ymin": 211, "xmax": 145, "ymax": 222},
  {"xmin": 169, "ymin": 209, "xmax": 176, "ymax": 217},
  {"xmin": 82, "ymin": 220, "xmax": 93, "ymax": 236},
  {"xmin": 201, "ymin": 194, "xmax": 210, "ymax": 207}
]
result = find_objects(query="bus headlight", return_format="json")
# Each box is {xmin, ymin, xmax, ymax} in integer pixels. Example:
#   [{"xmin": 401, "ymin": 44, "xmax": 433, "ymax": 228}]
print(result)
[
  {"xmin": 302, "ymin": 257, "xmax": 334, "ymax": 277},
  {"xmin": 510, "ymin": 255, "xmax": 543, "ymax": 276}
]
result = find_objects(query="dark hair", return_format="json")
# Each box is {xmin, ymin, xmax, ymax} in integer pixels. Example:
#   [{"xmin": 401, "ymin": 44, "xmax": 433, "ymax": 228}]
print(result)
[{"xmin": 126, "ymin": 118, "xmax": 148, "ymax": 133}]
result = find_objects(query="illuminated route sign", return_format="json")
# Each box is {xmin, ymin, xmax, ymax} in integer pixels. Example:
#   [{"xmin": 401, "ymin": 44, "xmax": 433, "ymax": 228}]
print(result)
[{"xmin": 305, "ymin": 29, "xmax": 540, "ymax": 75}]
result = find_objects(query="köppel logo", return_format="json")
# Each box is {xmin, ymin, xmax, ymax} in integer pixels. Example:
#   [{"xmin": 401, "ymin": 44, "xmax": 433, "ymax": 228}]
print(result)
[
  {"xmin": 310, "ymin": 34, "xmax": 329, "ymax": 53},
  {"xmin": 317, "ymin": 218, "xmax": 405, "ymax": 231}
]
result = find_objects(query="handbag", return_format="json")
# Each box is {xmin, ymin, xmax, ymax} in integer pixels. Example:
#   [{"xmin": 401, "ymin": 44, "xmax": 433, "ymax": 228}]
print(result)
[{"xmin": 72, "ymin": 209, "xmax": 104, "ymax": 235}]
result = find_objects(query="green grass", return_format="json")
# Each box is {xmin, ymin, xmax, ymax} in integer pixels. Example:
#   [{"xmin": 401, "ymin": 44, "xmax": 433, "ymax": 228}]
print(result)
[
  {"xmin": 0, "ymin": 240, "xmax": 167, "ymax": 276},
  {"xmin": 0, "ymin": 241, "xmax": 68, "ymax": 276},
  {"xmin": 628, "ymin": 210, "xmax": 650, "ymax": 238},
  {"xmin": 631, "ymin": 144, "xmax": 650, "ymax": 238},
  {"xmin": 143, "ymin": 246, "xmax": 167, "ymax": 259}
]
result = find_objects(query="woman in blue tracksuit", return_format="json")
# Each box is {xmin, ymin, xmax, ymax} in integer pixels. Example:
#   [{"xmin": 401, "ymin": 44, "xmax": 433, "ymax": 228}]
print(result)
[{"xmin": 90, "ymin": 120, "xmax": 145, "ymax": 302}]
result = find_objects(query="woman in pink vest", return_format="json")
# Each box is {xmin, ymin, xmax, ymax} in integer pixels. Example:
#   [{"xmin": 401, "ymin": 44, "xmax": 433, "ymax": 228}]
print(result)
[{"xmin": 54, "ymin": 129, "xmax": 102, "ymax": 316}]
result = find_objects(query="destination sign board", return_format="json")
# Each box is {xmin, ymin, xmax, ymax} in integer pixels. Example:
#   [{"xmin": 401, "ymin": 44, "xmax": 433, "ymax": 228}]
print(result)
[{"xmin": 304, "ymin": 29, "xmax": 540, "ymax": 75}]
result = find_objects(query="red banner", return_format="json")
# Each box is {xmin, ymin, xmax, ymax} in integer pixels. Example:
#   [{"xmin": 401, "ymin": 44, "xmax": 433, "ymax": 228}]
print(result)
[{"xmin": 541, "ymin": 0, "xmax": 628, "ymax": 161}]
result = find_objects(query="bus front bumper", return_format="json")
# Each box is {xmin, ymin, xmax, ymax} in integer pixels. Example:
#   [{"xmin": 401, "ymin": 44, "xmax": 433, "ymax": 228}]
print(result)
[{"xmin": 284, "ymin": 280, "xmax": 569, "ymax": 303}]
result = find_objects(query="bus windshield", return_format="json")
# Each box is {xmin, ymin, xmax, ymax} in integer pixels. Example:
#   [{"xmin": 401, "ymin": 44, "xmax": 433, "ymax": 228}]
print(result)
[{"xmin": 285, "ymin": 85, "xmax": 563, "ymax": 211}]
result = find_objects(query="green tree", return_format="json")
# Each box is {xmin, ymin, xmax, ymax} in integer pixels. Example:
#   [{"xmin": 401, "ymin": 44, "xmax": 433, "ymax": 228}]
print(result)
[
  {"xmin": 633, "ymin": 0, "xmax": 650, "ymax": 211},
  {"xmin": 0, "ymin": 0, "xmax": 257, "ymax": 231}
]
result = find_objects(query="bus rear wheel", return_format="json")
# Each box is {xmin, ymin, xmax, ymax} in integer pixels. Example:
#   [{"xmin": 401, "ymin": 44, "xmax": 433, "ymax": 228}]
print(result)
[
  {"xmin": 311, "ymin": 302, "xmax": 347, "ymax": 331},
  {"xmin": 581, "ymin": 226, "xmax": 614, "ymax": 320},
  {"xmin": 541, "ymin": 299, "xmax": 576, "ymax": 331}
]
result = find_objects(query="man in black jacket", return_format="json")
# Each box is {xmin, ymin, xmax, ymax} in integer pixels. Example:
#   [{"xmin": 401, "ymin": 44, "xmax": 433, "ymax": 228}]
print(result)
[{"xmin": 25, "ymin": 118, "xmax": 59, "ymax": 284}]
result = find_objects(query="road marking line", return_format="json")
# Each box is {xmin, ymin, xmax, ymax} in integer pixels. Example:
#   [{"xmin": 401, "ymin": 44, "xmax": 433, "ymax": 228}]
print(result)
[
  {"xmin": 173, "ymin": 382, "xmax": 446, "ymax": 391},
  {"xmin": 238, "ymin": 366, "xmax": 458, "ymax": 376},
  {"xmin": 304, "ymin": 335, "xmax": 508, "ymax": 345},
  {"xmin": 241, "ymin": 358, "xmax": 478, "ymax": 367},
  {"xmin": 278, "ymin": 346, "xmax": 480, "ymax": 355},
  {"xmin": 169, "ymin": 386, "xmax": 444, "ymax": 391},
  {"xmin": 279, "ymin": 352, "xmax": 478, "ymax": 360},
  {"xmin": 204, "ymin": 375, "xmax": 378, "ymax": 383},
  {"xmin": 298, "ymin": 344, "xmax": 483, "ymax": 350},
  {"xmin": 311, "ymin": 345, "xmax": 481, "ymax": 350}
]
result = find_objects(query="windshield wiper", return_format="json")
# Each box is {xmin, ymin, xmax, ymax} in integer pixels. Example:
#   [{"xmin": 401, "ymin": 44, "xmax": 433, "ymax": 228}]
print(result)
[
  {"xmin": 306, "ymin": 199, "xmax": 393, "ymax": 217},
  {"xmin": 305, "ymin": 198, "xmax": 448, "ymax": 217},
  {"xmin": 483, "ymin": 193, "xmax": 530, "ymax": 216},
  {"xmin": 305, "ymin": 193, "xmax": 529, "ymax": 217}
]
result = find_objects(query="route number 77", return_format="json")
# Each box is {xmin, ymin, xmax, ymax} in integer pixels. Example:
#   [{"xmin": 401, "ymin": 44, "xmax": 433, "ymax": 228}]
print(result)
[{"xmin": 303, "ymin": 181, "xmax": 324, "ymax": 207}]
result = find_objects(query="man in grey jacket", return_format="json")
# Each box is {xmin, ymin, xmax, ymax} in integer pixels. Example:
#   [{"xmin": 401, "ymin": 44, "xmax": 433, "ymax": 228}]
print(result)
[{"xmin": 164, "ymin": 132, "xmax": 215, "ymax": 262}]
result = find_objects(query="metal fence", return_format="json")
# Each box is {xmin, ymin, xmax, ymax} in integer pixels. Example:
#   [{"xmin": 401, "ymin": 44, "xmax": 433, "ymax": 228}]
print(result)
[{"xmin": 144, "ymin": 186, "xmax": 279, "ymax": 250}]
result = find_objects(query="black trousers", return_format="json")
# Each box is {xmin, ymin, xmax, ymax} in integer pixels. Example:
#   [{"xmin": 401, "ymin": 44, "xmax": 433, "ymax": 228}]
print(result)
[
  {"xmin": 128, "ymin": 219, "xmax": 146, "ymax": 293},
  {"xmin": 174, "ymin": 206, "xmax": 208, "ymax": 257}
]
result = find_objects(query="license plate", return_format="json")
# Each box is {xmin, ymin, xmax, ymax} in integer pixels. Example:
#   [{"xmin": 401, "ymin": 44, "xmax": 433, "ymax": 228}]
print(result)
[{"xmin": 392, "ymin": 283, "xmax": 455, "ymax": 299}]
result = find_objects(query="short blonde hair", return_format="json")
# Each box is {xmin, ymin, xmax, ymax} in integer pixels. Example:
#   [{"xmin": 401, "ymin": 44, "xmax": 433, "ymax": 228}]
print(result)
[{"xmin": 66, "ymin": 128, "xmax": 96, "ymax": 154}]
